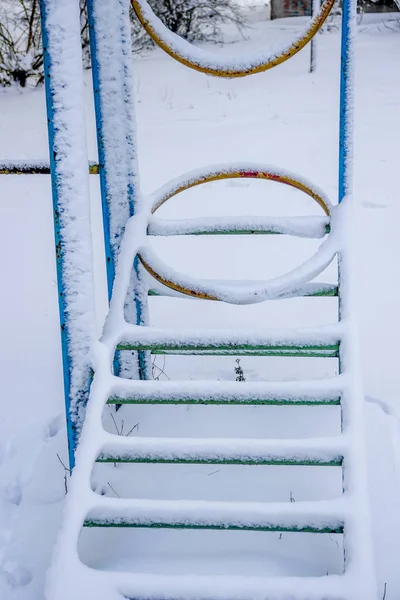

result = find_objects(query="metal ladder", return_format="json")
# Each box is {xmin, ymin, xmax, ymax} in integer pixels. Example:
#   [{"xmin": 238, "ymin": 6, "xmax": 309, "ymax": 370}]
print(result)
[{"xmin": 36, "ymin": 0, "xmax": 377, "ymax": 598}]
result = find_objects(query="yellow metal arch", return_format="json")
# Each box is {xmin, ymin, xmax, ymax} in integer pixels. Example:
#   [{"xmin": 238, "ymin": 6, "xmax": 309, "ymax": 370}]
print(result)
[
  {"xmin": 131, "ymin": 0, "xmax": 335, "ymax": 78},
  {"xmin": 141, "ymin": 167, "xmax": 332, "ymax": 301}
]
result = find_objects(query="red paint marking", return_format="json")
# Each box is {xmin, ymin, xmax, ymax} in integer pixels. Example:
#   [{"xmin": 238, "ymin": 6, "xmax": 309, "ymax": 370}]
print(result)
[
  {"xmin": 267, "ymin": 173, "xmax": 282, "ymax": 182},
  {"xmin": 240, "ymin": 171, "xmax": 259, "ymax": 178}
]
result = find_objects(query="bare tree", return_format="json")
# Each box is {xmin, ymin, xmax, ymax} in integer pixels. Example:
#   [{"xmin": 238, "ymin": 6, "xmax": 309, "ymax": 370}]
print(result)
[
  {"xmin": 131, "ymin": 0, "xmax": 247, "ymax": 45},
  {"xmin": 0, "ymin": 0, "xmax": 247, "ymax": 88}
]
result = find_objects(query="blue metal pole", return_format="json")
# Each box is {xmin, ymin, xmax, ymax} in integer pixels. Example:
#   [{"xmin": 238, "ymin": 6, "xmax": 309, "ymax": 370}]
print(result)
[
  {"xmin": 86, "ymin": 0, "xmax": 150, "ymax": 381},
  {"xmin": 40, "ymin": 0, "xmax": 95, "ymax": 468},
  {"xmin": 338, "ymin": 0, "xmax": 356, "ymax": 203}
]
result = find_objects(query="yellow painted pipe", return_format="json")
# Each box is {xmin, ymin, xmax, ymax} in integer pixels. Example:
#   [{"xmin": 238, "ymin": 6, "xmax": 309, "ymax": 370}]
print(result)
[
  {"xmin": 131, "ymin": 0, "xmax": 335, "ymax": 78},
  {"xmin": 141, "ymin": 167, "xmax": 331, "ymax": 301}
]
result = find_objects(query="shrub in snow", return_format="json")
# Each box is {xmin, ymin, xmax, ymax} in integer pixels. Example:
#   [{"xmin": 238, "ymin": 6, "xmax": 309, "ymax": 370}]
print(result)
[
  {"xmin": 0, "ymin": 0, "xmax": 247, "ymax": 88},
  {"xmin": 130, "ymin": 0, "xmax": 247, "ymax": 47},
  {"xmin": 0, "ymin": 0, "xmax": 90, "ymax": 87}
]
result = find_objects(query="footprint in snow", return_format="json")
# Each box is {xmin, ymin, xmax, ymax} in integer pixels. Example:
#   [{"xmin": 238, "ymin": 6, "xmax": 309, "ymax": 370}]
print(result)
[
  {"xmin": 3, "ymin": 481, "xmax": 22, "ymax": 506},
  {"xmin": 45, "ymin": 414, "xmax": 64, "ymax": 440},
  {"xmin": 1, "ymin": 560, "xmax": 32, "ymax": 588}
]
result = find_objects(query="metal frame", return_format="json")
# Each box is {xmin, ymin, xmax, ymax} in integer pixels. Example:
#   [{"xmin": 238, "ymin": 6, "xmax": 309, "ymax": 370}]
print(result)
[
  {"xmin": 86, "ymin": 0, "xmax": 150, "ymax": 382},
  {"xmin": 39, "ymin": 0, "xmax": 95, "ymax": 469},
  {"xmin": 35, "ymin": 0, "xmax": 378, "ymax": 596}
]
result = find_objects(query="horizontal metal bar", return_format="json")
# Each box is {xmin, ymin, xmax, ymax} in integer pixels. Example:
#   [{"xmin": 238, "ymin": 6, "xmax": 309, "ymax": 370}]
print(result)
[
  {"xmin": 107, "ymin": 396, "xmax": 340, "ymax": 406},
  {"xmin": 96, "ymin": 454, "xmax": 342, "ymax": 468},
  {"xmin": 107, "ymin": 377, "xmax": 343, "ymax": 406},
  {"xmin": 148, "ymin": 215, "xmax": 330, "ymax": 239},
  {"xmin": 0, "ymin": 160, "xmax": 99, "ymax": 175},
  {"xmin": 84, "ymin": 498, "xmax": 345, "ymax": 534},
  {"xmin": 97, "ymin": 435, "xmax": 344, "ymax": 467},
  {"xmin": 148, "ymin": 282, "xmax": 339, "ymax": 300},
  {"xmin": 84, "ymin": 520, "xmax": 343, "ymax": 533},
  {"xmin": 117, "ymin": 343, "xmax": 340, "ymax": 357}
]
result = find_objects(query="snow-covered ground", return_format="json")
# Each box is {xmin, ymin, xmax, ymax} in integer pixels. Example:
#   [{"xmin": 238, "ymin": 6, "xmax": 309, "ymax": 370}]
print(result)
[{"xmin": 0, "ymin": 9, "xmax": 399, "ymax": 600}]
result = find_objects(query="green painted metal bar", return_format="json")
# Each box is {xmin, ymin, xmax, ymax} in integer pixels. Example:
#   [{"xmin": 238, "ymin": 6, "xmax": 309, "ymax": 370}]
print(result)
[
  {"xmin": 147, "ymin": 226, "xmax": 331, "ymax": 237},
  {"xmin": 148, "ymin": 286, "xmax": 339, "ymax": 298},
  {"xmin": 96, "ymin": 456, "xmax": 342, "ymax": 466},
  {"xmin": 83, "ymin": 520, "xmax": 344, "ymax": 534},
  {"xmin": 106, "ymin": 396, "xmax": 341, "ymax": 406},
  {"xmin": 117, "ymin": 343, "xmax": 340, "ymax": 358}
]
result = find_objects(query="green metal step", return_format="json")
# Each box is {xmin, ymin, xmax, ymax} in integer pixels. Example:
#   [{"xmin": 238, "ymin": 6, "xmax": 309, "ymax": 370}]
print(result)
[
  {"xmin": 96, "ymin": 455, "xmax": 341, "ymax": 466},
  {"xmin": 117, "ymin": 341, "xmax": 340, "ymax": 357},
  {"xmin": 107, "ymin": 377, "xmax": 342, "ymax": 406},
  {"xmin": 83, "ymin": 498, "xmax": 345, "ymax": 534},
  {"xmin": 107, "ymin": 395, "xmax": 340, "ymax": 406},
  {"xmin": 147, "ymin": 216, "xmax": 330, "ymax": 238},
  {"xmin": 148, "ymin": 283, "xmax": 338, "ymax": 299},
  {"xmin": 96, "ymin": 435, "xmax": 343, "ymax": 466},
  {"xmin": 83, "ymin": 519, "xmax": 343, "ymax": 534},
  {"xmin": 96, "ymin": 436, "xmax": 344, "ymax": 468}
]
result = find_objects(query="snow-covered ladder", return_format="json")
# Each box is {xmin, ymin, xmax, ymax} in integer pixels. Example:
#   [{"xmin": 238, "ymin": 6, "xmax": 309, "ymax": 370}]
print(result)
[{"xmin": 41, "ymin": 0, "xmax": 378, "ymax": 598}]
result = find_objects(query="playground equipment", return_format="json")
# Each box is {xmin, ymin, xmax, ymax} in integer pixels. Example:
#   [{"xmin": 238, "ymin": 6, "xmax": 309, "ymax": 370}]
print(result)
[{"xmin": 1, "ymin": 0, "xmax": 377, "ymax": 597}]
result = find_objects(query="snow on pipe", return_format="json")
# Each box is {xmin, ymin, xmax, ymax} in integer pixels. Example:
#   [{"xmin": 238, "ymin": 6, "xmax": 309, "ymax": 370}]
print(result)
[
  {"xmin": 108, "ymin": 374, "xmax": 345, "ymax": 403},
  {"xmin": 148, "ymin": 215, "xmax": 330, "ymax": 238},
  {"xmin": 148, "ymin": 164, "xmax": 332, "ymax": 215},
  {"xmin": 138, "ymin": 237, "xmax": 337, "ymax": 303},
  {"xmin": 98, "ymin": 434, "xmax": 346, "ymax": 465},
  {"xmin": 86, "ymin": 0, "xmax": 138, "ymax": 292},
  {"xmin": 40, "ymin": 0, "xmax": 96, "ymax": 469},
  {"xmin": 85, "ymin": 496, "xmax": 347, "ymax": 532},
  {"xmin": 335, "ymin": 0, "xmax": 378, "ymax": 593},
  {"xmin": 131, "ymin": 0, "xmax": 336, "ymax": 77},
  {"xmin": 104, "ymin": 571, "xmax": 352, "ymax": 600},
  {"xmin": 86, "ymin": 0, "xmax": 150, "ymax": 381}
]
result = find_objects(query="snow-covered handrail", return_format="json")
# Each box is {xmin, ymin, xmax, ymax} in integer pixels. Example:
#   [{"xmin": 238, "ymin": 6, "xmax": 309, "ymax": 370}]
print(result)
[
  {"xmin": 138, "ymin": 237, "xmax": 337, "ymax": 303},
  {"xmin": 131, "ymin": 0, "xmax": 335, "ymax": 78},
  {"xmin": 138, "ymin": 164, "xmax": 335, "ymax": 303},
  {"xmin": 150, "ymin": 164, "xmax": 332, "ymax": 215}
]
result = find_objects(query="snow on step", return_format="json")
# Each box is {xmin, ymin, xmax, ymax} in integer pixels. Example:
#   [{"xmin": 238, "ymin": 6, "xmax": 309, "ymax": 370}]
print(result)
[
  {"xmin": 117, "ymin": 324, "xmax": 342, "ymax": 353},
  {"xmin": 97, "ymin": 435, "xmax": 345, "ymax": 466},
  {"xmin": 107, "ymin": 376, "xmax": 344, "ymax": 405},
  {"xmin": 85, "ymin": 497, "xmax": 346, "ymax": 533},
  {"xmin": 105, "ymin": 571, "xmax": 358, "ymax": 600},
  {"xmin": 148, "ymin": 215, "xmax": 330, "ymax": 238},
  {"xmin": 148, "ymin": 278, "xmax": 338, "ymax": 300}
]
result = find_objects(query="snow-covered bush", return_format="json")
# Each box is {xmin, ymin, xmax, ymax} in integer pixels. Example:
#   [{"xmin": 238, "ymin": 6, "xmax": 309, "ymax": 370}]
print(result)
[
  {"xmin": 131, "ymin": 0, "xmax": 247, "ymax": 45},
  {"xmin": 0, "ymin": 0, "xmax": 247, "ymax": 88},
  {"xmin": 0, "ymin": 0, "xmax": 90, "ymax": 87},
  {"xmin": 0, "ymin": 0, "xmax": 43, "ymax": 86}
]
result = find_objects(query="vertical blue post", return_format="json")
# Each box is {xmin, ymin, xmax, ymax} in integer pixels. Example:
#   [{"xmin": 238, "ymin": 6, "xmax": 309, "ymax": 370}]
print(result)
[
  {"xmin": 86, "ymin": 0, "xmax": 150, "ymax": 381},
  {"xmin": 40, "ymin": 0, "xmax": 95, "ymax": 469},
  {"xmin": 338, "ymin": 0, "xmax": 356, "ymax": 203},
  {"xmin": 310, "ymin": 0, "xmax": 320, "ymax": 73}
]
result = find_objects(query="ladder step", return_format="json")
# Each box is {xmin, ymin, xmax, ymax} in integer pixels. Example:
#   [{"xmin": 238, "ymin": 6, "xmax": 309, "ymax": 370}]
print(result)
[
  {"xmin": 84, "ymin": 498, "xmax": 345, "ymax": 533},
  {"xmin": 97, "ymin": 435, "xmax": 345, "ymax": 466},
  {"xmin": 148, "ymin": 281, "xmax": 338, "ymax": 300},
  {"xmin": 118, "ymin": 326, "xmax": 341, "ymax": 357},
  {"xmin": 148, "ymin": 215, "xmax": 330, "ymax": 238},
  {"xmin": 110, "ymin": 572, "xmax": 351, "ymax": 600},
  {"xmin": 118, "ymin": 345, "xmax": 339, "ymax": 357},
  {"xmin": 107, "ymin": 377, "xmax": 343, "ymax": 406}
]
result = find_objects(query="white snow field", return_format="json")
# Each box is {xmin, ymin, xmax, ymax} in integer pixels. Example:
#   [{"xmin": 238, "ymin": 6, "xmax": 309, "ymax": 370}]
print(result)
[{"xmin": 0, "ymin": 8, "xmax": 399, "ymax": 600}]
